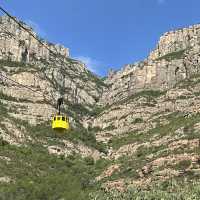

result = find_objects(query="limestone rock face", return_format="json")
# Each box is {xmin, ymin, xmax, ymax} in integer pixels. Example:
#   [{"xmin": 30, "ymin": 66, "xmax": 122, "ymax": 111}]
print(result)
[
  {"xmin": 0, "ymin": 15, "xmax": 106, "ymax": 128},
  {"xmin": 2, "ymin": 15, "xmax": 200, "ymax": 194},
  {"xmin": 149, "ymin": 24, "xmax": 200, "ymax": 60},
  {"xmin": 101, "ymin": 23, "xmax": 200, "ymax": 105},
  {"xmin": 0, "ymin": 16, "xmax": 69, "ymax": 63}
]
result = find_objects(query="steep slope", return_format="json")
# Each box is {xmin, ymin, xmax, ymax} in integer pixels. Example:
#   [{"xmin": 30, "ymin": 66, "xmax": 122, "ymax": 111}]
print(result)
[
  {"xmin": 88, "ymin": 24, "xmax": 200, "ymax": 198},
  {"xmin": 0, "ymin": 15, "xmax": 109, "ymax": 199},
  {"xmin": 0, "ymin": 15, "xmax": 107, "ymax": 126},
  {"xmin": 101, "ymin": 24, "xmax": 200, "ymax": 105},
  {"xmin": 2, "ymin": 14, "xmax": 200, "ymax": 199}
]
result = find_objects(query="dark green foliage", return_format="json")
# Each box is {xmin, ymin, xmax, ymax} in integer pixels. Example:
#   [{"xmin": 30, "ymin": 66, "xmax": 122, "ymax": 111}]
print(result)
[
  {"xmin": 0, "ymin": 144, "xmax": 108, "ymax": 200},
  {"xmin": 0, "ymin": 59, "xmax": 26, "ymax": 68},
  {"xmin": 174, "ymin": 160, "xmax": 191, "ymax": 170},
  {"xmin": 156, "ymin": 49, "xmax": 186, "ymax": 61},
  {"xmin": 176, "ymin": 73, "xmax": 200, "ymax": 89},
  {"xmin": 134, "ymin": 90, "xmax": 166, "ymax": 98},
  {"xmin": 0, "ymin": 91, "xmax": 18, "ymax": 102},
  {"xmin": 71, "ymin": 103, "xmax": 92, "ymax": 116},
  {"xmin": 84, "ymin": 156, "xmax": 95, "ymax": 165},
  {"xmin": 0, "ymin": 137, "xmax": 9, "ymax": 146},
  {"xmin": 110, "ymin": 112, "xmax": 200, "ymax": 150},
  {"xmin": 103, "ymin": 125, "xmax": 115, "ymax": 131},
  {"xmin": 183, "ymin": 124, "xmax": 194, "ymax": 135},
  {"xmin": 114, "ymin": 90, "xmax": 166, "ymax": 106},
  {"xmin": 109, "ymin": 131, "xmax": 139, "ymax": 150},
  {"xmin": 101, "ymin": 76, "xmax": 107, "ymax": 81},
  {"xmin": 133, "ymin": 118, "xmax": 143, "ymax": 123},
  {"xmin": 90, "ymin": 105, "xmax": 105, "ymax": 117},
  {"xmin": 86, "ymin": 71, "xmax": 108, "ymax": 88},
  {"xmin": 0, "ymin": 59, "xmax": 35, "ymax": 68},
  {"xmin": 91, "ymin": 179, "xmax": 200, "ymax": 200},
  {"xmin": 0, "ymin": 91, "xmax": 34, "ymax": 103},
  {"xmin": 64, "ymin": 127, "xmax": 108, "ymax": 154},
  {"xmin": 0, "ymin": 101, "xmax": 8, "ymax": 117}
]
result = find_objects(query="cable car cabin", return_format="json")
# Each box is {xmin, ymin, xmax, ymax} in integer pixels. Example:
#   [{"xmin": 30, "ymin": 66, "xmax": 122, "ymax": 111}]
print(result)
[{"xmin": 52, "ymin": 115, "xmax": 69, "ymax": 132}]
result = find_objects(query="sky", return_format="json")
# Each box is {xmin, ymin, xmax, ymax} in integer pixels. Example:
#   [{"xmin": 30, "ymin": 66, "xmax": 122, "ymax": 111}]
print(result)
[{"xmin": 1, "ymin": 0, "xmax": 200, "ymax": 76}]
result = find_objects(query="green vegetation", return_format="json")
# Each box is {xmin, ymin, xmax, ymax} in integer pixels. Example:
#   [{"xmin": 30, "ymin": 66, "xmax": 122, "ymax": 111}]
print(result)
[
  {"xmin": 3, "ymin": 50, "xmax": 200, "ymax": 199},
  {"xmin": 176, "ymin": 73, "xmax": 200, "ymax": 89},
  {"xmin": 133, "ymin": 117, "xmax": 143, "ymax": 123},
  {"xmin": 101, "ymin": 76, "xmax": 107, "ymax": 81},
  {"xmin": 7, "ymin": 116, "xmax": 108, "ymax": 154},
  {"xmin": 0, "ymin": 143, "xmax": 109, "ymax": 200},
  {"xmin": 104, "ymin": 111, "xmax": 200, "ymax": 195},
  {"xmin": 0, "ymin": 59, "xmax": 34, "ymax": 68},
  {"xmin": 113, "ymin": 90, "xmax": 166, "ymax": 106},
  {"xmin": 65, "ymin": 128, "xmax": 108, "ymax": 154},
  {"xmin": 0, "ymin": 59, "xmax": 26, "ymax": 68},
  {"xmin": 69, "ymin": 103, "xmax": 105, "ymax": 118},
  {"xmin": 174, "ymin": 160, "xmax": 191, "ymax": 170},
  {"xmin": 0, "ymin": 106, "xmax": 109, "ymax": 199},
  {"xmin": 103, "ymin": 124, "xmax": 115, "ymax": 131},
  {"xmin": 109, "ymin": 131, "xmax": 139, "ymax": 149},
  {"xmin": 0, "ymin": 91, "xmax": 33, "ymax": 103},
  {"xmin": 86, "ymin": 71, "xmax": 108, "ymax": 88},
  {"xmin": 91, "ymin": 179, "xmax": 200, "ymax": 200},
  {"xmin": 0, "ymin": 101, "xmax": 8, "ymax": 118},
  {"xmin": 90, "ymin": 105, "xmax": 106, "ymax": 117},
  {"xmin": 109, "ymin": 112, "xmax": 200, "ymax": 150},
  {"xmin": 156, "ymin": 49, "xmax": 186, "ymax": 61}
]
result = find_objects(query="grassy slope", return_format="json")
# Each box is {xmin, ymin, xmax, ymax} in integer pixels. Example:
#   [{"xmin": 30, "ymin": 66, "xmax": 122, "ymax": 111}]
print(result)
[
  {"xmin": 0, "ymin": 100, "xmax": 110, "ymax": 200},
  {"xmin": 0, "ymin": 60, "xmax": 109, "ymax": 199},
  {"xmin": 2, "ymin": 60, "xmax": 200, "ymax": 199},
  {"xmin": 92, "ymin": 75, "xmax": 200, "ymax": 199}
]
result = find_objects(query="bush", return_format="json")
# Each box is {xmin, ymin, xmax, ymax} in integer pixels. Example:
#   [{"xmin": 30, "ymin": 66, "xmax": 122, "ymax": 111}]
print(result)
[
  {"xmin": 134, "ymin": 118, "xmax": 143, "ymax": 123},
  {"xmin": 84, "ymin": 157, "xmax": 95, "ymax": 165},
  {"xmin": 174, "ymin": 160, "xmax": 191, "ymax": 170},
  {"xmin": 156, "ymin": 49, "xmax": 186, "ymax": 61}
]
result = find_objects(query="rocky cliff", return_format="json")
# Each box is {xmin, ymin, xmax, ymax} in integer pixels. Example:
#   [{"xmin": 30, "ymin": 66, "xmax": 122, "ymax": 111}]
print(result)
[
  {"xmin": 89, "ymin": 23, "xmax": 200, "ymax": 197},
  {"xmin": 0, "ymin": 15, "xmax": 107, "ymax": 127},
  {"xmin": 0, "ymin": 15, "xmax": 69, "ymax": 62},
  {"xmin": 2, "ymin": 15, "xmax": 200, "ymax": 199},
  {"xmin": 101, "ymin": 24, "xmax": 200, "ymax": 105}
]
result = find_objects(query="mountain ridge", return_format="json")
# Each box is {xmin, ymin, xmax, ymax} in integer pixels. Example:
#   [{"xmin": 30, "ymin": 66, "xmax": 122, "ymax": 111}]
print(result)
[{"xmin": 1, "ymin": 14, "xmax": 200, "ymax": 199}]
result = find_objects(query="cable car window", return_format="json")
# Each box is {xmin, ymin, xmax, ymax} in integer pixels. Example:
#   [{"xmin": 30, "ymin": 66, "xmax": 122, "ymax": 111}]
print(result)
[
  {"xmin": 54, "ymin": 117, "xmax": 56, "ymax": 121},
  {"xmin": 57, "ymin": 117, "xmax": 61, "ymax": 120},
  {"xmin": 62, "ymin": 117, "xmax": 65, "ymax": 121}
]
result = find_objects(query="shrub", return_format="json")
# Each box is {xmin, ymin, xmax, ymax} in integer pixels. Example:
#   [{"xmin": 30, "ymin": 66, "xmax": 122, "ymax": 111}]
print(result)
[
  {"xmin": 156, "ymin": 49, "xmax": 186, "ymax": 61},
  {"xmin": 174, "ymin": 160, "xmax": 191, "ymax": 170},
  {"xmin": 84, "ymin": 157, "xmax": 95, "ymax": 166},
  {"xmin": 133, "ymin": 118, "xmax": 143, "ymax": 123}
]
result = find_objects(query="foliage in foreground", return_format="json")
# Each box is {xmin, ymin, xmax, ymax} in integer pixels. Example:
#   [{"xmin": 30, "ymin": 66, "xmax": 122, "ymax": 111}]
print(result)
[
  {"xmin": 0, "ymin": 143, "xmax": 109, "ymax": 200},
  {"xmin": 90, "ymin": 179, "xmax": 200, "ymax": 200}
]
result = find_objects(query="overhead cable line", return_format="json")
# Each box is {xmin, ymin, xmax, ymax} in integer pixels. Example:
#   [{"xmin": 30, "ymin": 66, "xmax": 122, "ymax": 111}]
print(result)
[
  {"xmin": 0, "ymin": 5, "xmax": 80, "ymax": 71},
  {"xmin": 0, "ymin": 5, "xmax": 83, "ymax": 104}
]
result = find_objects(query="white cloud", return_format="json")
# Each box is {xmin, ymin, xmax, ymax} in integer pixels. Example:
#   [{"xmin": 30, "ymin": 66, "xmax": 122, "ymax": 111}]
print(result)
[
  {"xmin": 25, "ymin": 20, "xmax": 46, "ymax": 38},
  {"xmin": 74, "ymin": 56, "xmax": 101, "ymax": 74}
]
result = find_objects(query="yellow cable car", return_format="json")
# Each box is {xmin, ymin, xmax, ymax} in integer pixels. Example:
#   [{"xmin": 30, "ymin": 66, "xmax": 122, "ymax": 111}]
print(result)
[{"xmin": 52, "ymin": 115, "xmax": 69, "ymax": 132}]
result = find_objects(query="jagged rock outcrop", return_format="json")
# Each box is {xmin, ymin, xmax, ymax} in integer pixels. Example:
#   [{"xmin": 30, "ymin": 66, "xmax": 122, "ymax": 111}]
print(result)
[
  {"xmin": 0, "ymin": 15, "xmax": 107, "ymax": 128},
  {"xmin": 0, "ymin": 15, "xmax": 108, "ymax": 170},
  {"xmin": 100, "ymin": 24, "xmax": 200, "ymax": 105},
  {"xmin": 3, "ymin": 14, "xmax": 200, "ymax": 197},
  {"xmin": 149, "ymin": 24, "xmax": 200, "ymax": 60},
  {"xmin": 0, "ymin": 15, "xmax": 69, "ymax": 63}
]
